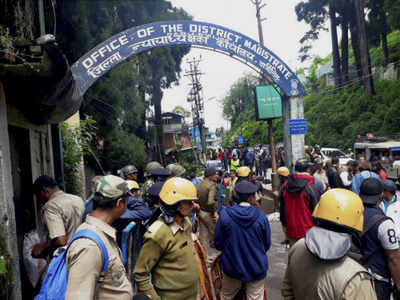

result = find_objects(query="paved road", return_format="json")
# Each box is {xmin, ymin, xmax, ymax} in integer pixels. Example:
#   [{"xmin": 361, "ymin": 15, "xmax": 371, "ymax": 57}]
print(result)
[{"xmin": 266, "ymin": 218, "xmax": 288, "ymax": 300}]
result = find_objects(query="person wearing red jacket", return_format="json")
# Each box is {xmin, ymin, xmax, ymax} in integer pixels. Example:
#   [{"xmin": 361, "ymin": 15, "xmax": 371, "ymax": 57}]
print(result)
[{"xmin": 281, "ymin": 159, "xmax": 320, "ymax": 246}]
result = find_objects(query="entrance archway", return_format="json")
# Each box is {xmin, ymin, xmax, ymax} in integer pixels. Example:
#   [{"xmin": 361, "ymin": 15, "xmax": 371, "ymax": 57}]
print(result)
[{"xmin": 71, "ymin": 20, "xmax": 306, "ymax": 167}]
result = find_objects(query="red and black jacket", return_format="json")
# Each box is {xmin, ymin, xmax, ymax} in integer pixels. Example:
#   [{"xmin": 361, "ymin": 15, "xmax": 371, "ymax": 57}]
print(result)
[{"xmin": 282, "ymin": 173, "xmax": 320, "ymax": 239}]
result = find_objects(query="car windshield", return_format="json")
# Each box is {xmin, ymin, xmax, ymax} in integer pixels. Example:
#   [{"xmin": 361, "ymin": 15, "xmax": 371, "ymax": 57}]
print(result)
[{"xmin": 206, "ymin": 160, "xmax": 222, "ymax": 169}]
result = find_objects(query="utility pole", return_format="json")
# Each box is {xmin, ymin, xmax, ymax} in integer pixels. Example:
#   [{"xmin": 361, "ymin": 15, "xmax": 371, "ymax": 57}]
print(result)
[
  {"xmin": 186, "ymin": 57, "xmax": 207, "ymax": 158},
  {"xmin": 251, "ymin": 0, "xmax": 278, "ymax": 174}
]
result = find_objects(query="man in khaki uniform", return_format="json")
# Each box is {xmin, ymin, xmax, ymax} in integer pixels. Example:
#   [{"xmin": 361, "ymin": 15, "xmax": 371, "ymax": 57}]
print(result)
[
  {"xmin": 196, "ymin": 167, "xmax": 220, "ymax": 264},
  {"xmin": 134, "ymin": 177, "xmax": 199, "ymax": 300},
  {"xmin": 281, "ymin": 189, "xmax": 377, "ymax": 300},
  {"xmin": 31, "ymin": 175, "xmax": 84, "ymax": 258},
  {"xmin": 65, "ymin": 175, "xmax": 133, "ymax": 300}
]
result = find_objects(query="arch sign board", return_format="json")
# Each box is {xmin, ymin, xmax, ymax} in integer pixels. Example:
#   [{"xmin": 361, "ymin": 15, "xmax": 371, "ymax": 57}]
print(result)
[{"xmin": 71, "ymin": 20, "xmax": 306, "ymax": 97}]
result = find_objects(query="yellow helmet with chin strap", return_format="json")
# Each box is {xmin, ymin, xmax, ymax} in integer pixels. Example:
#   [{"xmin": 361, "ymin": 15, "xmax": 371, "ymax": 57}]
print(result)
[
  {"xmin": 126, "ymin": 180, "xmax": 139, "ymax": 191},
  {"xmin": 159, "ymin": 177, "xmax": 197, "ymax": 206},
  {"xmin": 237, "ymin": 166, "xmax": 251, "ymax": 177},
  {"xmin": 312, "ymin": 189, "xmax": 364, "ymax": 232}
]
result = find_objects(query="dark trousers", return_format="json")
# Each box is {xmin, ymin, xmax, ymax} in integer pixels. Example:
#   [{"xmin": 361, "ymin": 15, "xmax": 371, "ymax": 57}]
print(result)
[{"xmin": 374, "ymin": 280, "xmax": 391, "ymax": 300}]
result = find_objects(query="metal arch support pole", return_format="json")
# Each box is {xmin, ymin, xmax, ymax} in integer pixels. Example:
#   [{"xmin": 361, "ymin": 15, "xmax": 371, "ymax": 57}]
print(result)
[{"xmin": 283, "ymin": 96, "xmax": 305, "ymax": 170}]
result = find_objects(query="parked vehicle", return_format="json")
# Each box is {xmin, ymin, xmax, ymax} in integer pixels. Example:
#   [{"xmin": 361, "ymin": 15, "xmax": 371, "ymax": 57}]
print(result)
[
  {"xmin": 320, "ymin": 147, "xmax": 352, "ymax": 167},
  {"xmin": 354, "ymin": 137, "xmax": 400, "ymax": 183}
]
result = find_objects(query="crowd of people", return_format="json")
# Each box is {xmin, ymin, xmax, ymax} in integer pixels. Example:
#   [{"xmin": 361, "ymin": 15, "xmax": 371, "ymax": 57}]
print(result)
[{"xmin": 29, "ymin": 145, "xmax": 400, "ymax": 300}]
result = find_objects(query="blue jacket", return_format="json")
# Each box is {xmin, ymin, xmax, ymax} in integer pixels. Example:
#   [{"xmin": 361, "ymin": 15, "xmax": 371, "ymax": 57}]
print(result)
[
  {"xmin": 214, "ymin": 204, "xmax": 271, "ymax": 281},
  {"xmin": 352, "ymin": 171, "xmax": 381, "ymax": 195}
]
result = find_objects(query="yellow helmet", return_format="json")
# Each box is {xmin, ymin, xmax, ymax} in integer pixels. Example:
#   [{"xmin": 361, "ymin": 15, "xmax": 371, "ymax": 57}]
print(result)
[
  {"xmin": 277, "ymin": 167, "xmax": 290, "ymax": 177},
  {"xmin": 126, "ymin": 180, "xmax": 139, "ymax": 191},
  {"xmin": 312, "ymin": 189, "xmax": 364, "ymax": 232},
  {"xmin": 159, "ymin": 177, "xmax": 197, "ymax": 205},
  {"xmin": 237, "ymin": 166, "xmax": 251, "ymax": 177}
]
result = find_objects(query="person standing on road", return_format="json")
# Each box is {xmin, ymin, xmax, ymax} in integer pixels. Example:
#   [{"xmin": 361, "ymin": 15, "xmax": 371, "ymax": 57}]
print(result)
[
  {"xmin": 31, "ymin": 175, "xmax": 84, "ymax": 259},
  {"xmin": 277, "ymin": 167, "xmax": 290, "ymax": 246},
  {"xmin": 340, "ymin": 160, "xmax": 355, "ymax": 190},
  {"xmin": 230, "ymin": 154, "xmax": 240, "ymax": 172},
  {"xmin": 372, "ymin": 161, "xmax": 388, "ymax": 181},
  {"xmin": 359, "ymin": 178, "xmax": 400, "ymax": 299},
  {"xmin": 215, "ymin": 181, "xmax": 271, "ymax": 300},
  {"xmin": 281, "ymin": 159, "xmax": 320, "ymax": 246},
  {"xmin": 244, "ymin": 146, "xmax": 255, "ymax": 170},
  {"xmin": 380, "ymin": 180, "xmax": 400, "ymax": 242},
  {"xmin": 312, "ymin": 158, "xmax": 328, "ymax": 191},
  {"xmin": 119, "ymin": 164, "xmax": 139, "ymax": 181},
  {"xmin": 134, "ymin": 177, "xmax": 199, "ymax": 300},
  {"xmin": 65, "ymin": 175, "xmax": 133, "ymax": 299},
  {"xmin": 327, "ymin": 157, "xmax": 344, "ymax": 189},
  {"xmin": 197, "ymin": 167, "xmax": 220, "ymax": 264},
  {"xmin": 282, "ymin": 189, "xmax": 377, "ymax": 300},
  {"xmin": 141, "ymin": 161, "xmax": 163, "ymax": 200},
  {"xmin": 352, "ymin": 162, "xmax": 381, "ymax": 195}
]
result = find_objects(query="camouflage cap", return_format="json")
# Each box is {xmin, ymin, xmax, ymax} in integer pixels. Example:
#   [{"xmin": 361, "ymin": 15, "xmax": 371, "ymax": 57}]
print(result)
[{"xmin": 95, "ymin": 175, "xmax": 129, "ymax": 199}]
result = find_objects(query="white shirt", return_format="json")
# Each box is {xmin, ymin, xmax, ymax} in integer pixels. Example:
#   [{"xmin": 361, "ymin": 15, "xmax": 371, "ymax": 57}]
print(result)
[
  {"xmin": 379, "ymin": 193, "xmax": 400, "ymax": 243},
  {"xmin": 340, "ymin": 170, "xmax": 352, "ymax": 187}
]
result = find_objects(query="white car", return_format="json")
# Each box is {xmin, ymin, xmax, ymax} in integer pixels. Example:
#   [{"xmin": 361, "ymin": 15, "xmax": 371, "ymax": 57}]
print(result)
[{"xmin": 320, "ymin": 147, "xmax": 352, "ymax": 167}]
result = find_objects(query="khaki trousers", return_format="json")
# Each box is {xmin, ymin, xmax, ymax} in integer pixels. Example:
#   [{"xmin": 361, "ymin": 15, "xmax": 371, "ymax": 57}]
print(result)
[
  {"xmin": 221, "ymin": 272, "xmax": 266, "ymax": 300},
  {"xmin": 198, "ymin": 210, "xmax": 220, "ymax": 265}
]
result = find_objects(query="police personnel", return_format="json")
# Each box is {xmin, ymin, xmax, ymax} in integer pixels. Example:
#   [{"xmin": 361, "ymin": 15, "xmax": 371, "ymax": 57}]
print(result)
[
  {"xmin": 120, "ymin": 164, "xmax": 139, "ymax": 181},
  {"xmin": 359, "ymin": 178, "xmax": 400, "ymax": 299},
  {"xmin": 215, "ymin": 181, "xmax": 271, "ymax": 300},
  {"xmin": 31, "ymin": 175, "xmax": 84, "ymax": 258},
  {"xmin": 230, "ymin": 166, "xmax": 251, "ymax": 204},
  {"xmin": 65, "ymin": 175, "xmax": 133, "ymax": 299},
  {"xmin": 282, "ymin": 189, "xmax": 377, "ymax": 300},
  {"xmin": 197, "ymin": 167, "xmax": 220, "ymax": 264},
  {"xmin": 134, "ymin": 177, "xmax": 199, "ymax": 300},
  {"xmin": 141, "ymin": 161, "xmax": 163, "ymax": 198},
  {"xmin": 166, "ymin": 163, "xmax": 186, "ymax": 177},
  {"xmin": 143, "ymin": 168, "xmax": 171, "ymax": 205}
]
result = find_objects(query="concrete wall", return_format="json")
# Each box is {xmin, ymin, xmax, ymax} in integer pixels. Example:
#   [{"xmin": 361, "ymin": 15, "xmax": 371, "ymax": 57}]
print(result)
[
  {"xmin": 0, "ymin": 81, "xmax": 22, "ymax": 300},
  {"xmin": 0, "ymin": 80, "xmax": 58, "ymax": 299}
]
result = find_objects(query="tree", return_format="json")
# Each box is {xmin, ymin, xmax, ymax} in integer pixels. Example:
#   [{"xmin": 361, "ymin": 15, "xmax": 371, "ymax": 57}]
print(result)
[
  {"xmin": 354, "ymin": 0, "xmax": 375, "ymax": 98},
  {"xmin": 56, "ymin": 0, "xmax": 191, "ymax": 170}
]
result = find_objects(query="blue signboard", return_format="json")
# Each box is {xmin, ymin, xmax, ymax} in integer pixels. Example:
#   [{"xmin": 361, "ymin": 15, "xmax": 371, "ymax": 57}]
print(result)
[
  {"xmin": 392, "ymin": 147, "xmax": 400, "ymax": 151},
  {"xmin": 289, "ymin": 119, "xmax": 307, "ymax": 135},
  {"xmin": 71, "ymin": 21, "xmax": 306, "ymax": 97},
  {"xmin": 238, "ymin": 136, "xmax": 244, "ymax": 145}
]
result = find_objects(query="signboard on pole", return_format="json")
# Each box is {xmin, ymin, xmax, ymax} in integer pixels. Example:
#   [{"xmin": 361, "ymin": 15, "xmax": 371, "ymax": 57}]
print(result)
[
  {"xmin": 238, "ymin": 136, "xmax": 244, "ymax": 145},
  {"xmin": 289, "ymin": 119, "xmax": 307, "ymax": 135},
  {"xmin": 254, "ymin": 86, "xmax": 282, "ymax": 120}
]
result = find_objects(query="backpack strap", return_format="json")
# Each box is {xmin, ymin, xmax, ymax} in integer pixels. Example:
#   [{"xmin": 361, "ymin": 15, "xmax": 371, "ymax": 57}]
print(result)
[{"xmin": 67, "ymin": 229, "xmax": 109, "ymax": 273}]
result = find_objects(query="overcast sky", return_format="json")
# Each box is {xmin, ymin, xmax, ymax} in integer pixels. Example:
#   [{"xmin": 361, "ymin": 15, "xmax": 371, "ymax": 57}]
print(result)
[{"xmin": 162, "ymin": 0, "xmax": 332, "ymax": 131}]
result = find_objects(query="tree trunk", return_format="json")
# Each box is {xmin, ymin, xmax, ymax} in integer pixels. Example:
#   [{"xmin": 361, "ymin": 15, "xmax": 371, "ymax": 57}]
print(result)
[
  {"xmin": 354, "ymin": 0, "xmax": 375, "ymax": 98},
  {"xmin": 349, "ymin": 3, "xmax": 363, "ymax": 81},
  {"xmin": 381, "ymin": 10, "xmax": 389, "ymax": 66},
  {"xmin": 329, "ymin": 3, "xmax": 342, "ymax": 89},
  {"xmin": 340, "ymin": 6, "xmax": 350, "ymax": 85}
]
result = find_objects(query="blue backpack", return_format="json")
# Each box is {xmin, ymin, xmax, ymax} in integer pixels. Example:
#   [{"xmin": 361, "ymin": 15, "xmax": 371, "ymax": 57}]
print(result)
[{"xmin": 34, "ymin": 229, "xmax": 109, "ymax": 300}]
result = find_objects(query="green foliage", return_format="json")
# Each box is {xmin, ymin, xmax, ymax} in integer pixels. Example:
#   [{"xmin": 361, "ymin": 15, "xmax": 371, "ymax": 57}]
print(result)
[
  {"xmin": 370, "ymin": 30, "xmax": 400, "ymax": 66},
  {"xmin": 221, "ymin": 73, "xmax": 284, "ymax": 147},
  {"xmin": 101, "ymin": 127, "xmax": 146, "ymax": 172},
  {"xmin": 56, "ymin": 0, "xmax": 191, "ymax": 170},
  {"xmin": 0, "ymin": 225, "xmax": 13, "ymax": 299},
  {"xmin": 304, "ymin": 80, "xmax": 400, "ymax": 149},
  {"xmin": 178, "ymin": 151, "xmax": 203, "ymax": 176},
  {"xmin": 61, "ymin": 117, "xmax": 97, "ymax": 194}
]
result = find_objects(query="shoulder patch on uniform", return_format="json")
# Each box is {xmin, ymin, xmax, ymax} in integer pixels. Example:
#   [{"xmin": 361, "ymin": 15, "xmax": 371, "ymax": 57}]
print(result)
[{"xmin": 146, "ymin": 220, "xmax": 165, "ymax": 238}]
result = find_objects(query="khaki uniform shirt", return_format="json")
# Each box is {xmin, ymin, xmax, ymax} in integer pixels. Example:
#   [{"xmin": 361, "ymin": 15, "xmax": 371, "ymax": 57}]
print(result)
[
  {"xmin": 197, "ymin": 178, "xmax": 217, "ymax": 213},
  {"xmin": 42, "ymin": 190, "xmax": 84, "ymax": 241},
  {"xmin": 134, "ymin": 217, "xmax": 199, "ymax": 300},
  {"xmin": 65, "ymin": 216, "xmax": 133, "ymax": 300},
  {"xmin": 281, "ymin": 239, "xmax": 377, "ymax": 300}
]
